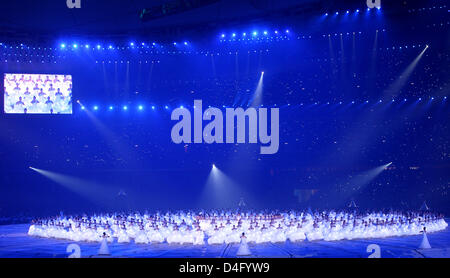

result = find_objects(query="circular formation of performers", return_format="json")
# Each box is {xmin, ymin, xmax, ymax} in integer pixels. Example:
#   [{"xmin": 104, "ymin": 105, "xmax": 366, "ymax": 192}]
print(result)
[{"xmin": 28, "ymin": 210, "xmax": 448, "ymax": 245}]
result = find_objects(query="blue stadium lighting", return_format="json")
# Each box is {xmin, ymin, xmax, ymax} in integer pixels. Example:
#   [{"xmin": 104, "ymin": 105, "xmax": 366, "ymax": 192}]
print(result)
[
  {"xmin": 152, "ymin": 42, "xmax": 156, "ymax": 46},
  {"xmin": 431, "ymin": 97, "xmax": 434, "ymax": 100},
  {"xmin": 184, "ymin": 42, "xmax": 188, "ymax": 45},
  {"xmin": 152, "ymin": 106, "xmax": 156, "ymax": 110},
  {"xmin": 243, "ymin": 32, "xmax": 247, "ymax": 37},
  {"xmin": 232, "ymin": 33, "xmax": 236, "ymax": 37},
  {"xmin": 93, "ymin": 106, "xmax": 98, "ymax": 110},
  {"xmin": 81, "ymin": 106, "xmax": 85, "ymax": 110},
  {"xmin": 335, "ymin": 12, "xmax": 339, "ymax": 15},
  {"xmin": 285, "ymin": 29, "xmax": 289, "ymax": 33},
  {"xmin": 108, "ymin": 45, "xmax": 113, "ymax": 49},
  {"xmin": 73, "ymin": 44, "xmax": 78, "ymax": 48},
  {"xmin": 404, "ymin": 99, "xmax": 407, "ymax": 102},
  {"xmin": 356, "ymin": 9, "xmax": 359, "ymax": 12},
  {"xmin": 263, "ymin": 31, "xmax": 268, "ymax": 35},
  {"xmin": 109, "ymin": 106, "xmax": 114, "ymax": 110},
  {"xmin": 142, "ymin": 42, "xmax": 145, "ymax": 46},
  {"xmin": 61, "ymin": 44, "xmax": 66, "ymax": 48},
  {"xmin": 85, "ymin": 44, "xmax": 89, "ymax": 48},
  {"xmin": 138, "ymin": 105, "xmax": 144, "ymax": 110},
  {"xmin": 180, "ymin": 105, "xmax": 184, "ymax": 109},
  {"xmin": 165, "ymin": 106, "xmax": 169, "ymax": 110},
  {"xmin": 252, "ymin": 31, "xmax": 258, "ymax": 36},
  {"xmin": 173, "ymin": 42, "xmax": 177, "ymax": 45},
  {"xmin": 123, "ymin": 105, "xmax": 128, "ymax": 110},
  {"xmin": 346, "ymin": 10, "xmax": 349, "ymax": 14},
  {"xmin": 130, "ymin": 42, "xmax": 134, "ymax": 46},
  {"xmin": 419, "ymin": 98, "xmax": 422, "ymax": 101},
  {"xmin": 221, "ymin": 34, "xmax": 225, "ymax": 38},
  {"xmin": 325, "ymin": 13, "xmax": 328, "ymax": 16},
  {"xmin": 97, "ymin": 45, "xmax": 101, "ymax": 49},
  {"xmin": 274, "ymin": 30, "xmax": 278, "ymax": 34}
]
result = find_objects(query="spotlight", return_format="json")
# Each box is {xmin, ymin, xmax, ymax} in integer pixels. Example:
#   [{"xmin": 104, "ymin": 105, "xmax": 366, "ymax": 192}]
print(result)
[
  {"xmin": 61, "ymin": 44, "xmax": 66, "ymax": 48},
  {"xmin": 130, "ymin": 42, "xmax": 134, "ymax": 46},
  {"xmin": 184, "ymin": 41, "xmax": 188, "ymax": 45},
  {"xmin": 285, "ymin": 29, "xmax": 289, "ymax": 33},
  {"xmin": 85, "ymin": 44, "xmax": 89, "ymax": 48},
  {"xmin": 274, "ymin": 30, "xmax": 278, "ymax": 34},
  {"xmin": 325, "ymin": 13, "xmax": 328, "ymax": 16},
  {"xmin": 93, "ymin": 106, "xmax": 98, "ymax": 110},
  {"xmin": 180, "ymin": 105, "xmax": 184, "ymax": 109},
  {"xmin": 261, "ymin": 71, "xmax": 265, "ymax": 75},
  {"xmin": 212, "ymin": 164, "xmax": 216, "ymax": 169},
  {"xmin": 232, "ymin": 33, "xmax": 236, "ymax": 37},
  {"xmin": 151, "ymin": 106, "xmax": 155, "ymax": 110},
  {"xmin": 109, "ymin": 106, "xmax": 114, "ymax": 110},
  {"xmin": 97, "ymin": 45, "xmax": 101, "ymax": 49},
  {"xmin": 173, "ymin": 42, "xmax": 177, "ymax": 45},
  {"xmin": 76, "ymin": 100, "xmax": 80, "ymax": 104},
  {"xmin": 346, "ymin": 10, "xmax": 349, "ymax": 14},
  {"xmin": 263, "ymin": 31, "xmax": 268, "ymax": 35},
  {"xmin": 221, "ymin": 34, "xmax": 225, "ymax": 38},
  {"xmin": 165, "ymin": 105, "xmax": 169, "ymax": 109},
  {"xmin": 336, "ymin": 12, "xmax": 339, "ymax": 15},
  {"xmin": 123, "ymin": 105, "xmax": 128, "ymax": 110},
  {"xmin": 73, "ymin": 44, "xmax": 78, "ymax": 48},
  {"xmin": 243, "ymin": 32, "xmax": 247, "ymax": 36},
  {"xmin": 138, "ymin": 105, "xmax": 144, "ymax": 110},
  {"xmin": 81, "ymin": 106, "xmax": 85, "ymax": 110},
  {"xmin": 108, "ymin": 45, "xmax": 113, "ymax": 49},
  {"xmin": 252, "ymin": 31, "xmax": 258, "ymax": 36},
  {"xmin": 356, "ymin": 9, "xmax": 359, "ymax": 12}
]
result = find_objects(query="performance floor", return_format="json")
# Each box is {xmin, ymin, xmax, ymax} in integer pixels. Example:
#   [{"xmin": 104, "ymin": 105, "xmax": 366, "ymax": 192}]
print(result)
[{"xmin": 0, "ymin": 223, "xmax": 449, "ymax": 258}]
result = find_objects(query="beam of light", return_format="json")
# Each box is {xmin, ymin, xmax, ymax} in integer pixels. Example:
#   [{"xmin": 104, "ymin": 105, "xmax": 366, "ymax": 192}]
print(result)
[
  {"xmin": 248, "ymin": 71, "xmax": 264, "ymax": 107},
  {"xmin": 332, "ymin": 162, "xmax": 393, "ymax": 208},
  {"xmin": 29, "ymin": 167, "xmax": 117, "ymax": 208},
  {"xmin": 198, "ymin": 165, "xmax": 252, "ymax": 209},
  {"xmin": 383, "ymin": 46, "xmax": 428, "ymax": 99}
]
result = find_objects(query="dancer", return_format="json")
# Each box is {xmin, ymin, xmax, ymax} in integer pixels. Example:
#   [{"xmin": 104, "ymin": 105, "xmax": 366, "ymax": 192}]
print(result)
[{"xmin": 237, "ymin": 233, "xmax": 251, "ymax": 256}]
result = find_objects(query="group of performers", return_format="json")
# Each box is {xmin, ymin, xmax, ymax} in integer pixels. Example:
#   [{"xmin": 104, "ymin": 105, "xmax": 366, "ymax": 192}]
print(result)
[
  {"xmin": 28, "ymin": 210, "xmax": 447, "ymax": 245},
  {"xmin": 4, "ymin": 74, "xmax": 72, "ymax": 114}
]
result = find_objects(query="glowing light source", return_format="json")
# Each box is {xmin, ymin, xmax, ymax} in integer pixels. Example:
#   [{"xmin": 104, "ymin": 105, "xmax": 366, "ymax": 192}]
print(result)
[
  {"xmin": 93, "ymin": 106, "xmax": 98, "ymax": 110},
  {"xmin": 123, "ymin": 105, "xmax": 128, "ymax": 110},
  {"xmin": 61, "ymin": 44, "xmax": 66, "ymax": 48},
  {"xmin": 138, "ymin": 105, "xmax": 144, "ymax": 110}
]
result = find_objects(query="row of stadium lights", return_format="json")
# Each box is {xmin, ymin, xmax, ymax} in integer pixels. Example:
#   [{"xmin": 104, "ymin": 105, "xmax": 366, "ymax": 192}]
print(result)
[
  {"xmin": 407, "ymin": 5, "xmax": 447, "ymax": 13},
  {"xmin": 324, "ymin": 7, "xmax": 381, "ymax": 17},
  {"xmin": 78, "ymin": 97, "xmax": 447, "ymax": 112},
  {"xmin": 218, "ymin": 7, "xmax": 383, "ymax": 40},
  {"xmin": 0, "ymin": 42, "xmax": 429, "ymax": 64},
  {"xmin": 60, "ymin": 41, "xmax": 190, "ymax": 50}
]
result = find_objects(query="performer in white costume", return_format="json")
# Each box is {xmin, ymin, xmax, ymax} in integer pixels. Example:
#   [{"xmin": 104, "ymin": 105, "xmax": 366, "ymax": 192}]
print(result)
[{"xmin": 236, "ymin": 233, "xmax": 251, "ymax": 256}]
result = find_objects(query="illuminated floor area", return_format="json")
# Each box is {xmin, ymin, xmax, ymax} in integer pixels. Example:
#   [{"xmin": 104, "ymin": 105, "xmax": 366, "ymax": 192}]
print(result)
[{"xmin": 0, "ymin": 223, "xmax": 449, "ymax": 258}]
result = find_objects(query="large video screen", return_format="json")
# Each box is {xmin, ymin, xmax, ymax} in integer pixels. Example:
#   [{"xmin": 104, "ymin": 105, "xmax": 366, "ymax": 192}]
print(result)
[{"xmin": 3, "ymin": 73, "xmax": 72, "ymax": 114}]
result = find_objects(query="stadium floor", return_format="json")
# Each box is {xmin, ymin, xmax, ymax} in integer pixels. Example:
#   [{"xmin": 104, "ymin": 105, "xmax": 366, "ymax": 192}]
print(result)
[{"xmin": 0, "ymin": 223, "xmax": 449, "ymax": 258}]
